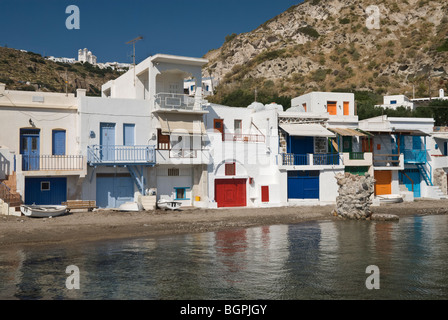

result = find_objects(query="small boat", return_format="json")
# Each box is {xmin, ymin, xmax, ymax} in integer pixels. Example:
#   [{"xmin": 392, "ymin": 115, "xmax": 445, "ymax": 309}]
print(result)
[
  {"xmin": 157, "ymin": 199, "xmax": 182, "ymax": 211},
  {"xmin": 377, "ymin": 194, "xmax": 403, "ymax": 204},
  {"xmin": 118, "ymin": 201, "xmax": 143, "ymax": 212},
  {"xmin": 20, "ymin": 204, "xmax": 67, "ymax": 218}
]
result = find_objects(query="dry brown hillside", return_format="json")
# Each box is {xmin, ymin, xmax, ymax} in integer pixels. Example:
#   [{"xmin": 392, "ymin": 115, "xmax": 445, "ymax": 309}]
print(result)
[
  {"xmin": 0, "ymin": 46, "xmax": 125, "ymax": 95},
  {"xmin": 205, "ymin": 0, "xmax": 448, "ymax": 102}
]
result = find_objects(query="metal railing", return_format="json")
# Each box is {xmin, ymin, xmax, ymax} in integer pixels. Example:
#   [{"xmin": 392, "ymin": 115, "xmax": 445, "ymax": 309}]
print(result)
[
  {"xmin": 223, "ymin": 133, "xmax": 265, "ymax": 143},
  {"xmin": 313, "ymin": 153, "xmax": 340, "ymax": 165},
  {"xmin": 279, "ymin": 153, "xmax": 340, "ymax": 166},
  {"xmin": 349, "ymin": 152, "xmax": 365, "ymax": 160},
  {"xmin": 88, "ymin": 145, "xmax": 156, "ymax": 164},
  {"xmin": 403, "ymin": 149, "xmax": 426, "ymax": 164},
  {"xmin": 154, "ymin": 92, "xmax": 199, "ymax": 111},
  {"xmin": 22, "ymin": 155, "xmax": 84, "ymax": 171},
  {"xmin": 281, "ymin": 153, "xmax": 309, "ymax": 166},
  {"xmin": 0, "ymin": 182, "xmax": 11, "ymax": 206}
]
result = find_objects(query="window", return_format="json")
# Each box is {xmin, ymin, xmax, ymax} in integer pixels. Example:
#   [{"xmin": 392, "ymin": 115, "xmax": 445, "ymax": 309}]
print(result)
[
  {"xmin": 327, "ymin": 101, "xmax": 337, "ymax": 115},
  {"xmin": 52, "ymin": 130, "xmax": 66, "ymax": 155},
  {"xmin": 302, "ymin": 103, "xmax": 307, "ymax": 112},
  {"xmin": 390, "ymin": 100, "xmax": 397, "ymax": 104},
  {"xmin": 234, "ymin": 120, "xmax": 242, "ymax": 135},
  {"xmin": 225, "ymin": 162, "xmax": 236, "ymax": 176},
  {"xmin": 174, "ymin": 187, "xmax": 189, "ymax": 200},
  {"xmin": 123, "ymin": 124, "xmax": 135, "ymax": 146},
  {"xmin": 168, "ymin": 168, "xmax": 179, "ymax": 176},
  {"xmin": 41, "ymin": 181, "xmax": 50, "ymax": 191}
]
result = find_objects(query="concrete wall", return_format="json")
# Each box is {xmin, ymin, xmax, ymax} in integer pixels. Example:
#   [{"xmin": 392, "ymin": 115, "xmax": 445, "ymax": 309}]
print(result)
[{"xmin": 291, "ymin": 92, "xmax": 355, "ymax": 116}]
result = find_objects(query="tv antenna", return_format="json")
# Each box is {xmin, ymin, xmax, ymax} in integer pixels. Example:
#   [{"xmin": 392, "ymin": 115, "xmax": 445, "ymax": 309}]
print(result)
[{"xmin": 126, "ymin": 36, "xmax": 143, "ymax": 86}]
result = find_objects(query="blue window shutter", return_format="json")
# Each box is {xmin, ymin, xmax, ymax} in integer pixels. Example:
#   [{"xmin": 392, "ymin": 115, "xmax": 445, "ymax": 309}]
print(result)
[
  {"xmin": 123, "ymin": 124, "xmax": 135, "ymax": 146},
  {"xmin": 52, "ymin": 130, "xmax": 66, "ymax": 155}
]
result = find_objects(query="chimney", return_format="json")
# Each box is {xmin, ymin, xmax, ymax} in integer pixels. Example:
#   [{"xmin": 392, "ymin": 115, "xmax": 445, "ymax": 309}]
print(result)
[
  {"xmin": 76, "ymin": 89, "xmax": 87, "ymax": 97},
  {"xmin": 0, "ymin": 83, "xmax": 5, "ymax": 94}
]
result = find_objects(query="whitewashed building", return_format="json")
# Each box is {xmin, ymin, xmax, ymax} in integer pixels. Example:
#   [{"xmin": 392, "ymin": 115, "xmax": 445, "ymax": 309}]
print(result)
[
  {"xmin": 204, "ymin": 102, "xmax": 283, "ymax": 208},
  {"xmin": 0, "ymin": 84, "xmax": 87, "ymax": 213},
  {"xmin": 101, "ymin": 54, "xmax": 210, "ymax": 208}
]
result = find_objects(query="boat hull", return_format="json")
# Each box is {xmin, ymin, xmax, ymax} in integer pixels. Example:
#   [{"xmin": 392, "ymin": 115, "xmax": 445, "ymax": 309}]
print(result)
[
  {"xmin": 157, "ymin": 200, "xmax": 182, "ymax": 211},
  {"xmin": 20, "ymin": 205, "xmax": 67, "ymax": 218}
]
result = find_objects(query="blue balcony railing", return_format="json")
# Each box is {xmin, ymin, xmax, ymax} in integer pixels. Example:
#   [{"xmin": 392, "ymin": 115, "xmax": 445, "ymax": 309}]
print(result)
[
  {"xmin": 313, "ymin": 153, "xmax": 340, "ymax": 165},
  {"xmin": 87, "ymin": 145, "xmax": 156, "ymax": 165},
  {"xmin": 281, "ymin": 153, "xmax": 309, "ymax": 166},
  {"xmin": 403, "ymin": 149, "xmax": 426, "ymax": 164}
]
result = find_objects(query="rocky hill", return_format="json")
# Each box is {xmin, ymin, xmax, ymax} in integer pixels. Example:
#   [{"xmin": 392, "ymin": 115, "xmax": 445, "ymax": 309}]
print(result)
[
  {"xmin": 0, "ymin": 46, "xmax": 125, "ymax": 95},
  {"xmin": 204, "ymin": 0, "xmax": 448, "ymax": 106}
]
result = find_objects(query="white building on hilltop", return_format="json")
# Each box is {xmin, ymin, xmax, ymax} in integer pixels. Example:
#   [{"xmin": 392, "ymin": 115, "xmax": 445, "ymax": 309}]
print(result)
[{"xmin": 78, "ymin": 48, "xmax": 97, "ymax": 65}]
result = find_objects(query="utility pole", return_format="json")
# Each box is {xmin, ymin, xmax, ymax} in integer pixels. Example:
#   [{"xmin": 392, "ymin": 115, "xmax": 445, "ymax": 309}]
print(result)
[
  {"xmin": 65, "ymin": 68, "xmax": 68, "ymax": 96},
  {"xmin": 126, "ymin": 36, "xmax": 143, "ymax": 86}
]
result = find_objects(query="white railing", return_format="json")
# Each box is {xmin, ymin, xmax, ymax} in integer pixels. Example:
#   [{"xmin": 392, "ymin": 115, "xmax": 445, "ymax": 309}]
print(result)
[{"xmin": 154, "ymin": 93, "xmax": 202, "ymax": 111}]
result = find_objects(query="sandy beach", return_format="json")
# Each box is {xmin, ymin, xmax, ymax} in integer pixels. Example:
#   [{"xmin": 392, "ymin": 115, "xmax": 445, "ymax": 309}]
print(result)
[{"xmin": 1, "ymin": 199, "xmax": 448, "ymax": 250}]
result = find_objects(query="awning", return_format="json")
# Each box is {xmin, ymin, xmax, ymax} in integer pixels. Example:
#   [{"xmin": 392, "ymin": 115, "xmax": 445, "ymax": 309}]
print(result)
[
  {"xmin": 432, "ymin": 133, "xmax": 448, "ymax": 140},
  {"xmin": 159, "ymin": 113, "xmax": 206, "ymax": 135},
  {"xmin": 392, "ymin": 129, "xmax": 429, "ymax": 136},
  {"xmin": 328, "ymin": 127, "xmax": 368, "ymax": 137},
  {"xmin": 279, "ymin": 124, "xmax": 335, "ymax": 137}
]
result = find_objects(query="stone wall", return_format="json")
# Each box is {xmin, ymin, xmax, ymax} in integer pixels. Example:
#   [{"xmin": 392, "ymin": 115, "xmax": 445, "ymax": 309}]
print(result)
[
  {"xmin": 335, "ymin": 172, "xmax": 375, "ymax": 220},
  {"xmin": 433, "ymin": 168, "xmax": 447, "ymax": 194}
]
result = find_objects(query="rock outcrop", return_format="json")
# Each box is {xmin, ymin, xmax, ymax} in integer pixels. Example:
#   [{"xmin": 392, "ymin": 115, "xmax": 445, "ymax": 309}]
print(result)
[{"xmin": 334, "ymin": 172, "xmax": 375, "ymax": 220}]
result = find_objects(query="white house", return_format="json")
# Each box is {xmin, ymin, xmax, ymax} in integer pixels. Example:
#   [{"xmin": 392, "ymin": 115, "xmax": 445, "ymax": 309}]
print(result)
[
  {"xmin": 375, "ymin": 94, "xmax": 415, "ymax": 111},
  {"xmin": 0, "ymin": 83, "xmax": 87, "ymax": 213},
  {"xmin": 101, "ymin": 54, "xmax": 210, "ymax": 208},
  {"xmin": 358, "ymin": 115, "xmax": 445, "ymax": 201},
  {"xmin": 204, "ymin": 102, "xmax": 283, "ymax": 208},
  {"xmin": 78, "ymin": 48, "xmax": 97, "ymax": 65}
]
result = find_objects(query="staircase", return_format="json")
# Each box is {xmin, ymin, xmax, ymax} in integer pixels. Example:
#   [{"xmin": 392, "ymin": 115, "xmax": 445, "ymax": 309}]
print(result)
[
  {"xmin": 426, "ymin": 185, "xmax": 448, "ymax": 200},
  {"xmin": 416, "ymin": 163, "xmax": 433, "ymax": 186},
  {"xmin": 0, "ymin": 172, "xmax": 23, "ymax": 214}
]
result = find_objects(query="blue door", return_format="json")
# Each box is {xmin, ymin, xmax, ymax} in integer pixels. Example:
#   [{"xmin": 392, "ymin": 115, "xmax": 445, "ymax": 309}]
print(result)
[
  {"xmin": 402, "ymin": 169, "xmax": 421, "ymax": 198},
  {"xmin": 100, "ymin": 123, "xmax": 115, "ymax": 161},
  {"xmin": 20, "ymin": 129, "xmax": 40, "ymax": 170},
  {"xmin": 289, "ymin": 136, "xmax": 314, "ymax": 155},
  {"xmin": 52, "ymin": 130, "xmax": 66, "ymax": 155},
  {"xmin": 96, "ymin": 174, "xmax": 134, "ymax": 208},
  {"xmin": 24, "ymin": 177, "xmax": 67, "ymax": 205},
  {"xmin": 287, "ymin": 171, "xmax": 319, "ymax": 199}
]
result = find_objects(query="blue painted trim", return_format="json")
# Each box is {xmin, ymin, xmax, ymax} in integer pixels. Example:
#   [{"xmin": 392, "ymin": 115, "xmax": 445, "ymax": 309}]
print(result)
[{"xmin": 174, "ymin": 187, "xmax": 190, "ymax": 200}]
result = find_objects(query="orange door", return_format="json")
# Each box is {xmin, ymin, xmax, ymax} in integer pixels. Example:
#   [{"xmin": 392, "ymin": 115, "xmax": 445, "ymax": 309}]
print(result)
[
  {"xmin": 327, "ymin": 101, "xmax": 337, "ymax": 115},
  {"xmin": 214, "ymin": 119, "xmax": 224, "ymax": 141},
  {"xmin": 375, "ymin": 171, "xmax": 392, "ymax": 195},
  {"xmin": 343, "ymin": 101, "xmax": 350, "ymax": 115}
]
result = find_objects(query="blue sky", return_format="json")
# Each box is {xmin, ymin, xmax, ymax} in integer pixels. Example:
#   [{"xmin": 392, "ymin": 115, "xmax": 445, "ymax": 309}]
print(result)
[{"xmin": 0, "ymin": 0, "xmax": 302, "ymax": 64}]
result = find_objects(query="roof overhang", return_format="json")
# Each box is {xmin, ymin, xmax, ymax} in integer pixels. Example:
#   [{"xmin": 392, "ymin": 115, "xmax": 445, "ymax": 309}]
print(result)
[
  {"xmin": 279, "ymin": 123, "xmax": 335, "ymax": 137},
  {"xmin": 158, "ymin": 113, "xmax": 206, "ymax": 135},
  {"xmin": 328, "ymin": 127, "xmax": 368, "ymax": 137}
]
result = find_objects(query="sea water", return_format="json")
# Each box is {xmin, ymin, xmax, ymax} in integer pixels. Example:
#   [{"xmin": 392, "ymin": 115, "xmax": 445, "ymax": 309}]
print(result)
[{"xmin": 0, "ymin": 214, "xmax": 447, "ymax": 300}]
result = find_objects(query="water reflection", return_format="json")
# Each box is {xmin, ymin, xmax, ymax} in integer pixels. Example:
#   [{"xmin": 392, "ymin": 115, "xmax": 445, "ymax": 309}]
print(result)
[{"xmin": 1, "ymin": 215, "xmax": 448, "ymax": 299}]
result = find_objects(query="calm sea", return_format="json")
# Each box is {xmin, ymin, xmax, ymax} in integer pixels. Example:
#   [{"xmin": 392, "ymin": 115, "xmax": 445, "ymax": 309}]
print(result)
[{"xmin": 0, "ymin": 214, "xmax": 447, "ymax": 300}]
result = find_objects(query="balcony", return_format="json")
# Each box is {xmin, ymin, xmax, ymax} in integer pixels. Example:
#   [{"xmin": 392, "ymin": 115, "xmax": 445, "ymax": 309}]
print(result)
[
  {"xmin": 277, "ymin": 153, "xmax": 342, "ymax": 169},
  {"xmin": 341, "ymin": 152, "xmax": 373, "ymax": 167},
  {"xmin": 373, "ymin": 153, "xmax": 404, "ymax": 170},
  {"xmin": 223, "ymin": 133, "xmax": 265, "ymax": 143},
  {"xmin": 87, "ymin": 145, "xmax": 156, "ymax": 165},
  {"xmin": 403, "ymin": 149, "xmax": 427, "ymax": 164},
  {"xmin": 16, "ymin": 154, "xmax": 86, "ymax": 177},
  {"xmin": 153, "ymin": 93, "xmax": 206, "ymax": 113}
]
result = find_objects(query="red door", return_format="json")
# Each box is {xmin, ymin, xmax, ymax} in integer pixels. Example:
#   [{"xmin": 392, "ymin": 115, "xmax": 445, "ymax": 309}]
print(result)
[
  {"xmin": 261, "ymin": 186, "xmax": 269, "ymax": 203},
  {"xmin": 215, "ymin": 179, "xmax": 246, "ymax": 207}
]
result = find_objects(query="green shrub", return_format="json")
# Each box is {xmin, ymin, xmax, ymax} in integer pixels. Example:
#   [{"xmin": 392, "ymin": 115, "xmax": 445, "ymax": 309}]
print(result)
[
  {"xmin": 339, "ymin": 18, "xmax": 350, "ymax": 25},
  {"xmin": 297, "ymin": 26, "xmax": 320, "ymax": 39}
]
